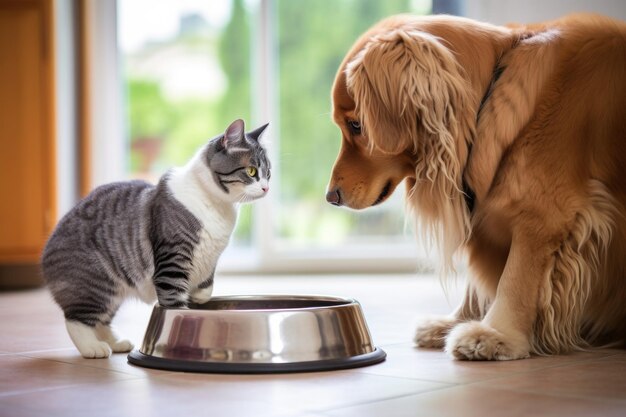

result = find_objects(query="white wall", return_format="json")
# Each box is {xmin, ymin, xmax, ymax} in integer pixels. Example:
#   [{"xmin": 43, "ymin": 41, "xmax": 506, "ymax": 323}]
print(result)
[
  {"xmin": 84, "ymin": 0, "xmax": 126, "ymax": 188},
  {"xmin": 464, "ymin": 0, "xmax": 626, "ymax": 25},
  {"xmin": 54, "ymin": 0, "xmax": 79, "ymax": 218}
]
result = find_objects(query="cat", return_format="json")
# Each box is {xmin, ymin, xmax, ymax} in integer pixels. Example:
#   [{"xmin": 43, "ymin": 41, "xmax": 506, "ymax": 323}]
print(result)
[{"xmin": 41, "ymin": 119, "xmax": 271, "ymax": 358}]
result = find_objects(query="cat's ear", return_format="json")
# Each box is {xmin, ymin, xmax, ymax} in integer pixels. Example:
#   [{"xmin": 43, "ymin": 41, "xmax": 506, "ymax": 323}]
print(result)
[
  {"xmin": 247, "ymin": 123, "xmax": 269, "ymax": 142},
  {"xmin": 223, "ymin": 119, "xmax": 245, "ymax": 148}
]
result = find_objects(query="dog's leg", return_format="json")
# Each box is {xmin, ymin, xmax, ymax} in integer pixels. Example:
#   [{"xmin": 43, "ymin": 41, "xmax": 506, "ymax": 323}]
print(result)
[
  {"xmin": 414, "ymin": 285, "xmax": 485, "ymax": 349},
  {"xmin": 444, "ymin": 233, "xmax": 547, "ymax": 360}
]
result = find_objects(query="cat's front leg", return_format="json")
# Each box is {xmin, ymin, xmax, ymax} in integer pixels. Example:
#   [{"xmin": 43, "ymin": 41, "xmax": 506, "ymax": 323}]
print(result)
[
  {"xmin": 190, "ymin": 274, "xmax": 214, "ymax": 305},
  {"xmin": 155, "ymin": 284, "xmax": 190, "ymax": 308},
  {"xmin": 152, "ymin": 238, "xmax": 195, "ymax": 308},
  {"xmin": 153, "ymin": 267, "xmax": 190, "ymax": 308},
  {"xmin": 153, "ymin": 264, "xmax": 191, "ymax": 308}
]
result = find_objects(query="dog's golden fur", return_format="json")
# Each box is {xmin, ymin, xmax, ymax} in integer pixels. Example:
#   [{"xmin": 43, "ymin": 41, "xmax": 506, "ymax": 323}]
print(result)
[{"xmin": 327, "ymin": 13, "xmax": 626, "ymax": 359}]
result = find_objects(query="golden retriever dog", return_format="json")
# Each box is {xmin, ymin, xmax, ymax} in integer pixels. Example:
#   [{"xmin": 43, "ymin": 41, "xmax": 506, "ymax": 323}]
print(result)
[{"xmin": 326, "ymin": 13, "xmax": 626, "ymax": 360}]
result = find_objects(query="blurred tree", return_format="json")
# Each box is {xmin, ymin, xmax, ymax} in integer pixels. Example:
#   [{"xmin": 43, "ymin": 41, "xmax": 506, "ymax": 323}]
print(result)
[
  {"xmin": 273, "ymin": 0, "xmax": 416, "ymax": 241},
  {"xmin": 218, "ymin": 0, "xmax": 252, "ymax": 125},
  {"xmin": 276, "ymin": 0, "xmax": 412, "ymax": 202},
  {"xmin": 127, "ymin": 78, "xmax": 173, "ymax": 142},
  {"xmin": 126, "ymin": 78, "xmax": 174, "ymax": 174}
]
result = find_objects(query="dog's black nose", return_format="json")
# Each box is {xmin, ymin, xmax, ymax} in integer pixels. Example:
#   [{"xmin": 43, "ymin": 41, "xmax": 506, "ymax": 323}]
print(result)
[{"xmin": 326, "ymin": 188, "xmax": 342, "ymax": 206}]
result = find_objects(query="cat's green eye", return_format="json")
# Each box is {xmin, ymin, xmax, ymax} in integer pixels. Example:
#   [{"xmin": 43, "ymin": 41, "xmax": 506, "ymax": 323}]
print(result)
[{"xmin": 246, "ymin": 167, "xmax": 257, "ymax": 177}]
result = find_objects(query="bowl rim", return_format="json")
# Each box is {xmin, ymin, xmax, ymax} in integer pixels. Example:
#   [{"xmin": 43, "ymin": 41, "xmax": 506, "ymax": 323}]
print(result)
[{"xmin": 174, "ymin": 294, "xmax": 361, "ymax": 313}]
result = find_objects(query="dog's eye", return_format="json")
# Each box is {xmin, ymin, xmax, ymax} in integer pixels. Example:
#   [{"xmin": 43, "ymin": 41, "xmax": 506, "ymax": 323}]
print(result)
[{"xmin": 347, "ymin": 120, "xmax": 361, "ymax": 135}]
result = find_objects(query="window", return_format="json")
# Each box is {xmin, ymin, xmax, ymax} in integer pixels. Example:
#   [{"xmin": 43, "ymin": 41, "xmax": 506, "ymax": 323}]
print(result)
[{"xmin": 118, "ymin": 0, "xmax": 436, "ymax": 273}]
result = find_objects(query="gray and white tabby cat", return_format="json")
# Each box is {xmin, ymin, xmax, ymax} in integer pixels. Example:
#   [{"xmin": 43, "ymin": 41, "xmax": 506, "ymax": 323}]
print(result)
[{"xmin": 42, "ymin": 119, "xmax": 270, "ymax": 358}]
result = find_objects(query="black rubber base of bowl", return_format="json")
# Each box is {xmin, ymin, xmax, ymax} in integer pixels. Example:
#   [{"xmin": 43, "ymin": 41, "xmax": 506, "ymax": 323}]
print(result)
[{"xmin": 127, "ymin": 348, "xmax": 386, "ymax": 374}]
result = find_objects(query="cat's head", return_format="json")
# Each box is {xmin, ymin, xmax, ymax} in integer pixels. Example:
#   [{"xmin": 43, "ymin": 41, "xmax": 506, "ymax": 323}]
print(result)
[{"xmin": 206, "ymin": 119, "xmax": 271, "ymax": 204}]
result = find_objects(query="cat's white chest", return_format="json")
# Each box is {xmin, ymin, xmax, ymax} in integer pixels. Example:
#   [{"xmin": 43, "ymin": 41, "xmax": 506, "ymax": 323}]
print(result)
[
  {"xmin": 168, "ymin": 173, "xmax": 237, "ymax": 287},
  {"xmin": 187, "ymin": 206, "xmax": 237, "ymax": 287}
]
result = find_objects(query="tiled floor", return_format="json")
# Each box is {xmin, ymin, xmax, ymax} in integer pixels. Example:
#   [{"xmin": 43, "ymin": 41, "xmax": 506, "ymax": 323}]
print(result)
[{"xmin": 1, "ymin": 274, "xmax": 625, "ymax": 417}]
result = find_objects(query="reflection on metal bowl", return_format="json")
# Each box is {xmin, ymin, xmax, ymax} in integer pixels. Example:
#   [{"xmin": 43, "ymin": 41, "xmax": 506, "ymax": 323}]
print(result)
[{"xmin": 128, "ymin": 295, "xmax": 386, "ymax": 373}]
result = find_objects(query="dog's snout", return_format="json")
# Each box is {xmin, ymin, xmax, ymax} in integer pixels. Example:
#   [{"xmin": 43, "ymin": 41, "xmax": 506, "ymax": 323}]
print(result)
[{"xmin": 326, "ymin": 188, "xmax": 343, "ymax": 206}]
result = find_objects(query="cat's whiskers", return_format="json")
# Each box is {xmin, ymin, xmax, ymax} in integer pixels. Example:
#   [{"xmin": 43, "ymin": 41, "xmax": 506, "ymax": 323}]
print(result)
[{"xmin": 237, "ymin": 194, "xmax": 251, "ymax": 205}]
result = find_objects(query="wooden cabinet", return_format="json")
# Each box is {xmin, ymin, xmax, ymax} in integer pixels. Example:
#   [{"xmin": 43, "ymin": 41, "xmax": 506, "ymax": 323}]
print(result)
[{"xmin": 0, "ymin": 0, "xmax": 56, "ymax": 263}]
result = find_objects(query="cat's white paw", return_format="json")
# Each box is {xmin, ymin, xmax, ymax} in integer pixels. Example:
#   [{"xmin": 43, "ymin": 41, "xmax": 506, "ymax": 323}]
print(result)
[
  {"xmin": 190, "ymin": 287, "xmax": 213, "ymax": 304},
  {"xmin": 110, "ymin": 339, "xmax": 134, "ymax": 353},
  {"xmin": 414, "ymin": 316, "xmax": 458, "ymax": 349},
  {"xmin": 66, "ymin": 320, "xmax": 114, "ymax": 359},
  {"xmin": 78, "ymin": 341, "xmax": 113, "ymax": 359},
  {"xmin": 94, "ymin": 324, "xmax": 134, "ymax": 353},
  {"xmin": 445, "ymin": 321, "xmax": 530, "ymax": 361}
]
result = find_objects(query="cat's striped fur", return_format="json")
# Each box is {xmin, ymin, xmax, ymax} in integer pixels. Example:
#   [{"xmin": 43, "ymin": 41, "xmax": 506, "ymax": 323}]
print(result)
[{"xmin": 42, "ymin": 120, "xmax": 270, "ymax": 358}]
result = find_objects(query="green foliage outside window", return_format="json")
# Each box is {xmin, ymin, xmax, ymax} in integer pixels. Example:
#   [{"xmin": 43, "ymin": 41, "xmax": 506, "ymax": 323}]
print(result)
[{"xmin": 124, "ymin": 0, "xmax": 429, "ymax": 247}]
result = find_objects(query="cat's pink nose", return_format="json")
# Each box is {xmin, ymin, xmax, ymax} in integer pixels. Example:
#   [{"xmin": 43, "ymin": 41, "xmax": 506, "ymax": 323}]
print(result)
[{"xmin": 262, "ymin": 186, "xmax": 269, "ymax": 193}]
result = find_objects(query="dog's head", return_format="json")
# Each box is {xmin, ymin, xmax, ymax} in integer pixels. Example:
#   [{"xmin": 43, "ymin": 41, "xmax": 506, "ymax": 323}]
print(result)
[
  {"xmin": 325, "ymin": 71, "xmax": 415, "ymax": 209},
  {"xmin": 326, "ymin": 16, "xmax": 477, "ymax": 216}
]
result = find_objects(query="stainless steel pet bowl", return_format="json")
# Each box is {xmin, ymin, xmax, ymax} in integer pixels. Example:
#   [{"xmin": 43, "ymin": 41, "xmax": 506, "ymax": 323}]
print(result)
[{"xmin": 127, "ymin": 295, "xmax": 386, "ymax": 373}]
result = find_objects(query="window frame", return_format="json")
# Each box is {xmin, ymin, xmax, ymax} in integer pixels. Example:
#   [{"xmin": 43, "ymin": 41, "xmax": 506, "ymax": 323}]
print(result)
[
  {"xmin": 227, "ymin": 0, "xmax": 425, "ymax": 273},
  {"xmin": 88, "ymin": 0, "xmax": 429, "ymax": 274}
]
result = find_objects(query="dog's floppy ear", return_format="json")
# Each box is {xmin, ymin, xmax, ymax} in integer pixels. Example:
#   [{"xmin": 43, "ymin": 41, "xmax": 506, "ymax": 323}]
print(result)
[
  {"xmin": 345, "ymin": 28, "xmax": 474, "ymax": 159},
  {"xmin": 346, "ymin": 28, "xmax": 475, "ymax": 271}
]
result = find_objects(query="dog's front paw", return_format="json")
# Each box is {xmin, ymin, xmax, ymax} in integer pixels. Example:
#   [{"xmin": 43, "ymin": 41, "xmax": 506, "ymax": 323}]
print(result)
[
  {"xmin": 414, "ymin": 316, "xmax": 458, "ymax": 349},
  {"xmin": 445, "ymin": 321, "xmax": 530, "ymax": 360}
]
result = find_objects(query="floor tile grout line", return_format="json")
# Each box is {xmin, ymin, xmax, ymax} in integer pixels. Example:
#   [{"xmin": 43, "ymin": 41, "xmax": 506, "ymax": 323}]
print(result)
[
  {"xmin": 0, "ymin": 376, "xmax": 147, "ymax": 400},
  {"xmin": 2, "ymin": 347, "xmax": 76, "ymax": 356},
  {"xmin": 349, "ymin": 368, "xmax": 467, "ymax": 385},
  {"xmin": 470, "ymin": 352, "xmax": 626, "ymax": 379},
  {"xmin": 377, "ymin": 341, "xmax": 415, "ymax": 348},
  {"xmin": 308, "ymin": 380, "xmax": 626, "ymax": 415},
  {"xmin": 13, "ymin": 352, "xmax": 151, "ymax": 378},
  {"xmin": 466, "ymin": 380, "xmax": 626, "ymax": 406},
  {"xmin": 346, "ymin": 351, "xmax": 624, "ymax": 386},
  {"xmin": 353, "ymin": 366, "xmax": 535, "ymax": 386},
  {"xmin": 309, "ymin": 383, "xmax": 457, "ymax": 414},
  {"xmin": 0, "ymin": 383, "xmax": 92, "ymax": 399}
]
